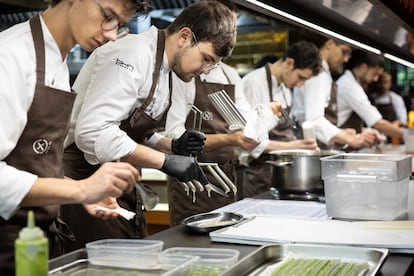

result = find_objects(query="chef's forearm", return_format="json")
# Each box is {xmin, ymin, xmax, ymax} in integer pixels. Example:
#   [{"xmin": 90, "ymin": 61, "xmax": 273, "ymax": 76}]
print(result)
[
  {"xmin": 121, "ymin": 144, "xmax": 165, "ymax": 169},
  {"xmin": 21, "ymin": 178, "xmax": 86, "ymax": 206}
]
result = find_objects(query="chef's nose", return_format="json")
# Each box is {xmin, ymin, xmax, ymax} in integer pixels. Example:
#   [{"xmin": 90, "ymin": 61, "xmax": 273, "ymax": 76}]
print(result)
[
  {"xmin": 296, "ymin": 80, "xmax": 305, "ymax": 87},
  {"xmin": 103, "ymin": 29, "xmax": 118, "ymax": 42}
]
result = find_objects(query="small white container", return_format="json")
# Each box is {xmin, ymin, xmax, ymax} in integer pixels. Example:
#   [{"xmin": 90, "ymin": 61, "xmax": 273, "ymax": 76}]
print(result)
[
  {"xmin": 321, "ymin": 153, "xmax": 412, "ymax": 220},
  {"xmin": 161, "ymin": 247, "xmax": 239, "ymax": 275},
  {"xmin": 301, "ymin": 121, "xmax": 316, "ymax": 139},
  {"xmin": 403, "ymin": 128, "xmax": 414, "ymax": 154}
]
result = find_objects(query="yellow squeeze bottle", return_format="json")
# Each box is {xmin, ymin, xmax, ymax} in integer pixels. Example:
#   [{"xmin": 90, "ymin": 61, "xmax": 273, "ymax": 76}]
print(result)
[
  {"xmin": 15, "ymin": 210, "xmax": 48, "ymax": 276},
  {"xmin": 408, "ymin": 99, "xmax": 414, "ymax": 128},
  {"xmin": 408, "ymin": 109, "xmax": 414, "ymax": 128}
]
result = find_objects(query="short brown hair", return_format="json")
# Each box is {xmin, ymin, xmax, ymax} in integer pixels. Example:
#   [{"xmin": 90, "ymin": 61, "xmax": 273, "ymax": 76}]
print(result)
[
  {"xmin": 166, "ymin": 1, "xmax": 236, "ymax": 58},
  {"xmin": 283, "ymin": 40, "xmax": 322, "ymax": 76}
]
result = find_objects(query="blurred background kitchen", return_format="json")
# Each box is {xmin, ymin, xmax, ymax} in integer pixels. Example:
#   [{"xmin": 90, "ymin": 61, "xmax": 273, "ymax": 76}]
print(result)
[{"xmin": 3, "ymin": 0, "xmax": 414, "ymax": 233}]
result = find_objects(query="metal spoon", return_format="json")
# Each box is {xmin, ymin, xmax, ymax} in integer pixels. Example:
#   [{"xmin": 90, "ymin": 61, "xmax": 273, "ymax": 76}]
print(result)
[{"xmin": 135, "ymin": 182, "xmax": 159, "ymax": 210}]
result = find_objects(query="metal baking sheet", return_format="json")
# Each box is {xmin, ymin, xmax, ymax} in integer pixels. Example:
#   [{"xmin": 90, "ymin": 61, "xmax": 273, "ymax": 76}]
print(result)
[
  {"xmin": 221, "ymin": 243, "xmax": 388, "ymax": 276},
  {"xmin": 49, "ymin": 259, "xmax": 145, "ymax": 276}
]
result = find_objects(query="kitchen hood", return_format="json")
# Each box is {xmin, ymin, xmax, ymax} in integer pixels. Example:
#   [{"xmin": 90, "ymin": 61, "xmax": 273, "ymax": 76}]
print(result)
[
  {"xmin": 0, "ymin": 0, "xmax": 48, "ymax": 13},
  {"xmin": 232, "ymin": 0, "xmax": 414, "ymax": 67},
  {"xmin": 2, "ymin": 0, "xmax": 414, "ymax": 67}
]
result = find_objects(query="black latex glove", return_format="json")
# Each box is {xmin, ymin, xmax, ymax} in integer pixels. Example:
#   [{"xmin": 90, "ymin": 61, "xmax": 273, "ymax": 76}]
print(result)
[
  {"xmin": 172, "ymin": 128, "xmax": 206, "ymax": 156},
  {"xmin": 160, "ymin": 154, "xmax": 209, "ymax": 185}
]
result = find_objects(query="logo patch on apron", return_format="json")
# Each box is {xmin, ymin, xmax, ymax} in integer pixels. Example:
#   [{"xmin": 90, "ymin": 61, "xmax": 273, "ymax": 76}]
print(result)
[
  {"xmin": 33, "ymin": 139, "xmax": 52, "ymax": 154},
  {"xmin": 202, "ymin": 111, "xmax": 213, "ymax": 121}
]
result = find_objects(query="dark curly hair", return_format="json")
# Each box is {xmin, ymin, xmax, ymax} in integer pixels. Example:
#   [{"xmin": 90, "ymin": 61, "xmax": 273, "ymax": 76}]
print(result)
[
  {"xmin": 283, "ymin": 40, "xmax": 322, "ymax": 76},
  {"xmin": 166, "ymin": 1, "xmax": 237, "ymax": 58}
]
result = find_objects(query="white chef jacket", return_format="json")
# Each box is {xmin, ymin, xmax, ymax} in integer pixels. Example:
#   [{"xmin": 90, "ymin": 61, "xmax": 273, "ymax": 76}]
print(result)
[
  {"xmin": 374, "ymin": 91, "xmax": 408, "ymax": 125},
  {"xmin": 242, "ymin": 66, "xmax": 294, "ymax": 156},
  {"xmin": 243, "ymin": 66, "xmax": 292, "ymax": 110},
  {"xmin": 292, "ymin": 60, "xmax": 341, "ymax": 144},
  {"xmin": 337, "ymin": 70, "xmax": 382, "ymax": 127},
  {"xmin": 0, "ymin": 15, "xmax": 71, "ymax": 219},
  {"xmin": 65, "ymin": 26, "xmax": 170, "ymax": 164}
]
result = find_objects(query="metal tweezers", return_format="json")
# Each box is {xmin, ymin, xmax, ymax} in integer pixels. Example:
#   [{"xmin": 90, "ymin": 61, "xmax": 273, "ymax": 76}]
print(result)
[
  {"xmin": 281, "ymin": 108, "xmax": 297, "ymax": 130},
  {"xmin": 179, "ymin": 104, "xmax": 238, "ymax": 199}
]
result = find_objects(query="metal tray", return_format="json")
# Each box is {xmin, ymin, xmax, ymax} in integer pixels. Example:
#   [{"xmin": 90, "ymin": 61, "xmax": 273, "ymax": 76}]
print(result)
[
  {"xmin": 221, "ymin": 243, "xmax": 388, "ymax": 276},
  {"xmin": 182, "ymin": 212, "xmax": 244, "ymax": 233},
  {"xmin": 48, "ymin": 248, "xmax": 197, "ymax": 275}
]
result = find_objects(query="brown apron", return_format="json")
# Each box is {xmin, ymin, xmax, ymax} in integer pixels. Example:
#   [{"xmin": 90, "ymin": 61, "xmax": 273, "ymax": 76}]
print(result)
[
  {"xmin": 375, "ymin": 95, "xmax": 396, "ymax": 122},
  {"xmin": 241, "ymin": 63, "xmax": 295, "ymax": 198},
  {"xmin": 374, "ymin": 95, "xmax": 396, "ymax": 143},
  {"xmin": 168, "ymin": 70, "xmax": 238, "ymax": 226},
  {"xmin": 316, "ymin": 81, "xmax": 338, "ymax": 150},
  {"xmin": 0, "ymin": 14, "xmax": 76, "ymax": 274},
  {"xmin": 61, "ymin": 30, "xmax": 169, "ymax": 253}
]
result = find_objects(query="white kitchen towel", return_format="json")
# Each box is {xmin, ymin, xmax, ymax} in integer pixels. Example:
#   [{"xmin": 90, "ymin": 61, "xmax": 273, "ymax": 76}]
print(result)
[{"xmin": 94, "ymin": 205, "xmax": 135, "ymax": 220}]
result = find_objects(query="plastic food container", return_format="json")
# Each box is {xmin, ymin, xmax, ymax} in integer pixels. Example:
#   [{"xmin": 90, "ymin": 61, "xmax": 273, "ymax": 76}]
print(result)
[
  {"xmin": 161, "ymin": 247, "xmax": 239, "ymax": 275},
  {"xmin": 320, "ymin": 153, "xmax": 412, "ymax": 220},
  {"xmin": 86, "ymin": 239, "xmax": 164, "ymax": 268}
]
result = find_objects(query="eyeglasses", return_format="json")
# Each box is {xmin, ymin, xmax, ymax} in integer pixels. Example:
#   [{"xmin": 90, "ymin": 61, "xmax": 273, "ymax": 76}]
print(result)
[
  {"xmin": 191, "ymin": 32, "xmax": 220, "ymax": 71},
  {"xmin": 95, "ymin": 0, "xmax": 129, "ymax": 39},
  {"xmin": 340, "ymin": 47, "xmax": 352, "ymax": 59}
]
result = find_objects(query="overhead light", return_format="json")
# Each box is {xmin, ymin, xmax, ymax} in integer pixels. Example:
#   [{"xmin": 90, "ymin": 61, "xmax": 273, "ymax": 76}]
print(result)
[
  {"xmin": 244, "ymin": 0, "xmax": 382, "ymax": 55},
  {"xmin": 384, "ymin": 53, "xmax": 414, "ymax": 68}
]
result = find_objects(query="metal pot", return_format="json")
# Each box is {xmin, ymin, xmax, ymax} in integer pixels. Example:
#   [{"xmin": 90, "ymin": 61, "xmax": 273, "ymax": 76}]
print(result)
[{"xmin": 267, "ymin": 149, "xmax": 341, "ymax": 195}]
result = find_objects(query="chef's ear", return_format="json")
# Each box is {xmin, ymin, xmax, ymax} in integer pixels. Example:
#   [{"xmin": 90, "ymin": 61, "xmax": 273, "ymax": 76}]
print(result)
[
  {"xmin": 283, "ymin": 57, "xmax": 295, "ymax": 70},
  {"xmin": 177, "ymin": 27, "xmax": 193, "ymax": 48}
]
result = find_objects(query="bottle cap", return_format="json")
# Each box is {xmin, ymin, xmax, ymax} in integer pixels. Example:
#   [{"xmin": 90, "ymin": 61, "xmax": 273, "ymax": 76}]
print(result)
[{"xmin": 18, "ymin": 210, "xmax": 45, "ymax": 240}]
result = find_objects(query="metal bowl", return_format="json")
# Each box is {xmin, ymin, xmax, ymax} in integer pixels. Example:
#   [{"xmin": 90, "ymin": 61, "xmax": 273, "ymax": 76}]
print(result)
[{"xmin": 182, "ymin": 212, "xmax": 244, "ymax": 234}]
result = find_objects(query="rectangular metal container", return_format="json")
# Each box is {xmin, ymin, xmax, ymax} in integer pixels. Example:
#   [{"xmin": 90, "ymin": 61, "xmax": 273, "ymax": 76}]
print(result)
[{"xmin": 221, "ymin": 243, "xmax": 388, "ymax": 276}]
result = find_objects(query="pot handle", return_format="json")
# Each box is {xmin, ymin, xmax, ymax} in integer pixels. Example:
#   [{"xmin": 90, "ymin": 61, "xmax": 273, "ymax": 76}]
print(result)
[{"xmin": 266, "ymin": 160, "xmax": 293, "ymax": 167}]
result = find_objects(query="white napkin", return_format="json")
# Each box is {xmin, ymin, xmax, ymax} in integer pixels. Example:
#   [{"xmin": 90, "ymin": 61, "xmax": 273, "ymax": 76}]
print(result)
[
  {"xmin": 244, "ymin": 104, "xmax": 279, "ymax": 142},
  {"xmin": 94, "ymin": 205, "xmax": 136, "ymax": 220}
]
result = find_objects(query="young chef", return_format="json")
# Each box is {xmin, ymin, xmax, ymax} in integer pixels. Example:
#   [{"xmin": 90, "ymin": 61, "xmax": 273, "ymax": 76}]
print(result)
[
  {"xmin": 292, "ymin": 37, "xmax": 377, "ymax": 150},
  {"xmin": 0, "ymin": 0, "xmax": 150, "ymax": 273},
  {"xmin": 337, "ymin": 50, "xmax": 404, "ymax": 142},
  {"xmin": 163, "ymin": 0, "xmax": 265, "ymax": 225},
  {"xmin": 240, "ymin": 40, "xmax": 321, "ymax": 197},
  {"xmin": 61, "ymin": 1, "xmax": 237, "ymax": 252}
]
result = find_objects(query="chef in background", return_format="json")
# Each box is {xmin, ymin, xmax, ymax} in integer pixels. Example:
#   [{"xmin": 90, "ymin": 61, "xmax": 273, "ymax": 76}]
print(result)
[
  {"xmin": 337, "ymin": 50, "xmax": 403, "ymax": 146},
  {"xmin": 61, "ymin": 1, "xmax": 236, "ymax": 252},
  {"xmin": 240, "ymin": 40, "xmax": 321, "ymax": 198},
  {"xmin": 292, "ymin": 36, "xmax": 377, "ymax": 150},
  {"xmin": 368, "ymin": 72, "xmax": 407, "ymax": 143},
  {"xmin": 0, "ymin": 0, "xmax": 150, "ymax": 273}
]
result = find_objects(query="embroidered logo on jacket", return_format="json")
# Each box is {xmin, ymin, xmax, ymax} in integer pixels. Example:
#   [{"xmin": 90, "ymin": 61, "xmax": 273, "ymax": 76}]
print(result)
[
  {"xmin": 33, "ymin": 139, "xmax": 52, "ymax": 154},
  {"xmin": 115, "ymin": 58, "xmax": 134, "ymax": 72}
]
